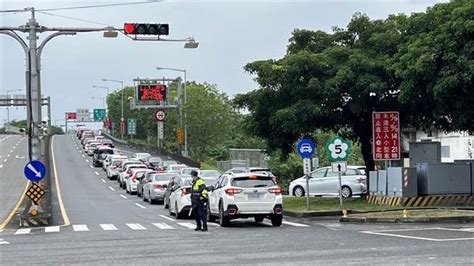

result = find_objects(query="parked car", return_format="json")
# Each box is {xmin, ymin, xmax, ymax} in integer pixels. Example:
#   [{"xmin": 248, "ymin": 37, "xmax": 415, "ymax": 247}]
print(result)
[
  {"xmin": 163, "ymin": 175, "xmax": 179, "ymax": 209},
  {"xmin": 180, "ymin": 167, "xmax": 200, "ymax": 175},
  {"xmin": 288, "ymin": 166, "xmax": 367, "ymax": 198},
  {"xmin": 117, "ymin": 160, "xmax": 143, "ymax": 187},
  {"xmin": 93, "ymin": 146, "xmax": 114, "ymax": 167},
  {"xmin": 156, "ymin": 160, "xmax": 178, "ymax": 172},
  {"xmin": 120, "ymin": 164, "xmax": 149, "ymax": 189},
  {"xmin": 168, "ymin": 175, "xmax": 218, "ymax": 219},
  {"xmin": 207, "ymin": 173, "xmax": 283, "ymax": 226},
  {"xmin": 126, "ymin": 168, "xmax": 155, "ymax": 194},
  {"xmin": 100, "ymin": 139, "xmax": 114, "ymax": 148},
  {"xmin": 141, "ymin": 173, "xmax": 177, "ymax": 204},
  {"xmin": 131, "ymin": 153, "xmax": 152, "ymax": 162}
]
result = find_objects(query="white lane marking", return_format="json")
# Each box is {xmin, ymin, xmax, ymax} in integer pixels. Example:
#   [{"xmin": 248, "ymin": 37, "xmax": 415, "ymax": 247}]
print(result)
[
  {"xmin": 0, "ymin": 165, "xmax": 3, "ymax": 169},
  {"xmin": 120, "ymin": 195, "xmax": 127, "ymax": 199},
  {"xmin": 261, "ymin": 222, "xmax": 273, "ymax": 227},
  {"xmin": 45, "ymin": 226, "xmax": 60, "ymax": 233},
  {"xmin": 153, "ymin": 223, "xmax": 175, "ymax": 230},
  {"xmin": 76, "ymin": 147, "xmax": 79, "ymax": 150},
  {"xmin": 177, "ymin": 223, "xmax": 196, "ymax": 229},
  {"xmin": 101, "ymin": 179, "xmax": 106, "ymax": 183},
  {"xmin": 282, "ymin": 220, "xmax": 310, "ymax": 227},
  {"xmin": 0, "ymin": 239, "xmax": 9, "ymax": 245},
  {"xmin": 3, "ymin": 159, "xmax": 7, "ymax": 163},
  {"xmin": 100, "ymin": 224, "xmax": 118, "ymax": 231},
  {"xmin": 95, "ymin": 171, "xmax": 100, "ymax": 176},
  {"xmin": 135, "ymin": 203, "xmax": 146, "ymax": 209},
  {"xmin": 360, "ymin": 231, "xmax": 440, "ymax": 241},
  {"xmin": 126, "ymin": 223, "xmax": 147, "ymax": 230},
  {"xmin": 89, "ymin": 165, "xmax": 93, "ymax": 168},
  {"xmin": 109, "ymin": 186, "xmax": 115, "ymax": 191},
  {"xmin": 14, "ymin": 228, "xmax": 31, "ymax": 235},
  {"xmin": 85, "ymin": 159, "xmax": 90, "ymax": 163},
  {"xmin": 82, "ymin": 155, "xmax": 85, "ymax": 158},
  {"xmin": 6, "ymin": 154, "xmax": 10, "ymax": 158},
  {"xmin": 72, "ymin": 225, "xmax": 89, "ymax": 232},
  {"xmin": 159, "ymin": 215, "xmax": 176, "ymax": 222}
]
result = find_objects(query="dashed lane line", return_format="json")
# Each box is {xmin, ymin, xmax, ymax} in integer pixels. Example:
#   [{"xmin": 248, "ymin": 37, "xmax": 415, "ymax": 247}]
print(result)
[
  {"xmin": 95, "ymin": 171, "xmax": 100, "ymax": 176},
  {"xmin": 101, "ymin": 179, "xmax": 106, "ymax": 183},
  {"xmin": 120, "ymin": 195, "xmax": 127, "ymax": 199},
  {"xmin": 126, "ymin": 223, "xmax": 147, "ymax": 230},
  {"xmin": 72, "ymin": 225, "xmax": 89, "ymax": 232},
  {"xmin": 152, "ymin": 223, "xmax": 175, "ymax": 230},
  {"xmin": 282, "ymin": 220, "xmax": 310, "ymax": 227},
  {"xmin": 45, "ymin": 226, "xmax": 60, "ymax": 233},
  {"xmin": 159, "ymin": 215, "xmax": 176, "ymax": 222},
  {"xmin": 135, "ymin": 203, "xmax": 146, "ymax": 209},
  {"xmin": 14, "ymin": 229, "xmax": 31, "ymax": 235},
  {"xmin": 100, "ymin": 224, "xmax": 118, "ymax": 231},
  {"xmin": 0, "ymin": 239, "xmax": 9, "ymax": 245},
  {"xmin": 109, "ymin": 186, "xmax": 115, "ymax": 191},
  {"xmin": 89, "ymin": 165, "xmax": 93, "ymax": 168}
]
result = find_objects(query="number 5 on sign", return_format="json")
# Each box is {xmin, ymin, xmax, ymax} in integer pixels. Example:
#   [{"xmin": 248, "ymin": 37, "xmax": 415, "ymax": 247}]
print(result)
[{"xmin": 325, "ymin": 136, "xmax": 351, "ymax": 161}]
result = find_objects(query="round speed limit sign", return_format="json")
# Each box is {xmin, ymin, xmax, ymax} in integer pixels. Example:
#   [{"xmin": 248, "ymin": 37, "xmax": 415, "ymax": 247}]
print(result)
[{"xmin": 154, "ymin": 110, "xmax": 166, "ymax": 122}]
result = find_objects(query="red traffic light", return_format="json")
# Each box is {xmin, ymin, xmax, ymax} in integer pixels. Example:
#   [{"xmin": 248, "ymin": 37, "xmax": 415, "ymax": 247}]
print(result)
[
  {"xmin": 124, "ymin": 23, "xmax": 136, "ymax": 34},
  {"xmin": 123, "ymin": 23, "xmax": 169, "ymax": 35}
]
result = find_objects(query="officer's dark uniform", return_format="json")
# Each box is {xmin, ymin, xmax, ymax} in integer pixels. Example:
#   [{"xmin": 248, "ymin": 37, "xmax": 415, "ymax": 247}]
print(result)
[{"xmin": 191, "ymin": 171, "xmax": 208, "ymax": 231}]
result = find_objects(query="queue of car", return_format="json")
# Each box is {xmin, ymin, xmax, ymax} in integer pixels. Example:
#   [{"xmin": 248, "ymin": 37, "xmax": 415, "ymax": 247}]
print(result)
[{"xmin": 76, "ymin": 128, "xmax": 367, "ymax": 227}]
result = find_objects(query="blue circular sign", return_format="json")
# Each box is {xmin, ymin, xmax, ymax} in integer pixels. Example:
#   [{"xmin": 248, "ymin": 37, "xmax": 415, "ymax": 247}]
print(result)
[
  {"xmin": 24, "ymin": 160, "xmax": 46, "ymax": 182},
  {"xmin": 297, "ymin": 139, "xmax": 317, "ymax": 158}
]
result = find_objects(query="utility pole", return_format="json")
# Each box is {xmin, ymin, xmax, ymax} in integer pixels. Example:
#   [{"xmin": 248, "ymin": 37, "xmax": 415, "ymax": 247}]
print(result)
[{"xmin": 0, "ymin": 7, "xmax": 116, "ymax": 161}]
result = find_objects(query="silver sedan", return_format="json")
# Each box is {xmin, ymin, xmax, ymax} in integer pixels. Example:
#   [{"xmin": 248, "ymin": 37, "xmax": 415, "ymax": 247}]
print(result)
[{"xmin": 142, "ymin": 173, "xmax": 177, "ymax": 204}]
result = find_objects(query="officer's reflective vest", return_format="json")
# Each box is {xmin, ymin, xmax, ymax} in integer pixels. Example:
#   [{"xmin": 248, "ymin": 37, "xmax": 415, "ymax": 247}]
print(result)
[{"xmin": 192, "ymin": 178, "xmax": 208, "ymax": 200}]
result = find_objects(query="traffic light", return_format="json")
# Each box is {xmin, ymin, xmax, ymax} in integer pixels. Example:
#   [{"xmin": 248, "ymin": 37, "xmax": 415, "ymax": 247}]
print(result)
[{"xmin": 124, "ymin": 23, "xmax": 169, "ymax": 35}]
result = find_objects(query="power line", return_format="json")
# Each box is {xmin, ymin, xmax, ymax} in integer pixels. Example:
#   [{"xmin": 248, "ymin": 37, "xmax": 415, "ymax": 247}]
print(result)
[
  {"xmin": 36, "ymin": 1, "xmax": 163, "ymax": 12},
  {"xmin": 36, "ymin": 11, "xmax": 110, "ymax": 26}
]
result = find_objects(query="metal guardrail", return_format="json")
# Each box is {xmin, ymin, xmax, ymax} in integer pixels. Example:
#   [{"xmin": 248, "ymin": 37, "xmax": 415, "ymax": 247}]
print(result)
[{"xmin": 101, "ymin": 130, "xmax": 128, "ymax": 145}]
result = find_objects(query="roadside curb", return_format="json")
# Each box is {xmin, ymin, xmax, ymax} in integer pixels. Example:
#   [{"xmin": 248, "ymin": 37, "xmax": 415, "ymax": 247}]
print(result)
[{"xmin": 339, "ymin": 215, "xmax": 474, "ymax": 223}]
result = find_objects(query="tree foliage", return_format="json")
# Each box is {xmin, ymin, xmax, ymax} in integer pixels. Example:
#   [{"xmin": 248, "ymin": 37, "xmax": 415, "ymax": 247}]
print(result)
[{"xmin": 235, "ymin": 0, "xmax": 473, "ymax": 171}]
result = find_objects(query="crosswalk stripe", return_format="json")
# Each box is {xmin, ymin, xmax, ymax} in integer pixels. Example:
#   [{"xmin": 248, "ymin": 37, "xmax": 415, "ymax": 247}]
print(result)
[
  {"xmin": 126, "ymin": 223, "xmax": 147, "ymax": 230},
  {"xmin": 14, "ymin": 229, "xmax": 31, "ymax": 235},
  {"xmin": 45, "ymin": 226, "xmax": 60, "ymax": 233},
  {"xmin": 282, "ymin": 221, "xmax": 310, "ymax": 227},
  {"xmin": 100, "ymin": 224, "xmax": 118, "ymax": 231},
  {"xmin": 73, "ymin": 225, "xmax": 89, "ymax": 232},
  {"xmin": 177, "ymin": 223, "xmax": 196, "ymax": 229},
  {"xmin": 152, "ymin": 223, "xmax": 175, "ymax": 230},
  {"xmin": 0, "ymin": 239, "xmax": 9, "ymax": 245}
]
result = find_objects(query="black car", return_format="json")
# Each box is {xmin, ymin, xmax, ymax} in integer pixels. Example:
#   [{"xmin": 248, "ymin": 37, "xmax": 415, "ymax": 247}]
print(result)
[{"xmin": 93, "ymin": 146, "xmax": 114, "ymax": 167}]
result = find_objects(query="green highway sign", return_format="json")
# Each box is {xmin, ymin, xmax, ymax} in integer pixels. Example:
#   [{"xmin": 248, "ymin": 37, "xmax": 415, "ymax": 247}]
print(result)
[
  {"xmin": 127, "ymin": 118, "xmax": 137, "ymax": 135},
  {"xmin": 93, "ymin": 109, "xmax": 106, "ymax": 122},
  {"xmin": 325, "ymin": 136, "xmax": 351, "ymax": 161}
]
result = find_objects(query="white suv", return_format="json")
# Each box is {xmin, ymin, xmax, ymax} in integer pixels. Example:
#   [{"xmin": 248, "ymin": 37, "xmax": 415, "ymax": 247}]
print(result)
[{"xmin": 208, "ymin": 173, "xmax": 283, "ymax": 227}]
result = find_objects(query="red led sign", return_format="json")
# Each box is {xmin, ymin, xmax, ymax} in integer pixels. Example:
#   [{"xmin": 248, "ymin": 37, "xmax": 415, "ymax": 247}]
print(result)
[{"xmin": 137, "ymin": 84, "xmax": 167, "ymax": 101}]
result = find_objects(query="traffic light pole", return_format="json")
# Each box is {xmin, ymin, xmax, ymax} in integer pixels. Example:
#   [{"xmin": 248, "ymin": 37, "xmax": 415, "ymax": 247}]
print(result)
[{"xmin": 0, "ymin": 7, "xmax": 114, "ymax": 161}]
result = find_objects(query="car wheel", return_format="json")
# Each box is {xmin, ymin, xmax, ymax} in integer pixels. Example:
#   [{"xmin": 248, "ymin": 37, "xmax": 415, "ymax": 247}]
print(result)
[
  {"xmin": 293, "ymin": 186, "xmax": 305, "ymax": 197},
  {"xmin": 254, "ymin": 216, "xmax": 264, "ymax": 223},
  {"xmin": 207, "ymin": 204, "xmax": 216, "ymax": 223},
  {"xmin": 341, "ymin": 186, "xmax": 352, "ymax": 198},
  {"xmin": 270, "ymin": 214, "xmax": 282, "ymax": 226},
  {"xmin": 143, "ymin": 191, "xmax": 147, "ymax": 202},
  {"xmin": 168, "ymin": 203, "xmax": 173, "ymax": 216},
  {"xmin": 219, "ymin": 203, "xmax": 229, "ymax": 227},
  {"xmin": 164, "ymin": 198, "xmax": 169, "ymax": 209}
]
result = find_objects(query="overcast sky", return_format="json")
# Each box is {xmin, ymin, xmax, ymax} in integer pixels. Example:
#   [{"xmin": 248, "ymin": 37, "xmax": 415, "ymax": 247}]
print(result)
[{"xmin": 1, "ymin": 0, "xmax": 446, "ymax": 126}]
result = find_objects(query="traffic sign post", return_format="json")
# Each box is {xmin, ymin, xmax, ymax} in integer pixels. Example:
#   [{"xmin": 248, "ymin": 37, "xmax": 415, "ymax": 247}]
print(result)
[
  {"xmin": 326, "ymin": 136, "xmax": 351, "ymax": 209},
  {"xmin": 127, "ymin": 118, "xmax": 137, "ymax": 135},
  {"xmin": 297, "ymin": 139, "xmax": 317, "ymax": 210},
  {"xmin": 24, "ymin": 160, "xmax": 46, "ymax": 182},
  {"xmin": 93, "ymin": 109, "xmax": 106, "ymax": 122}
]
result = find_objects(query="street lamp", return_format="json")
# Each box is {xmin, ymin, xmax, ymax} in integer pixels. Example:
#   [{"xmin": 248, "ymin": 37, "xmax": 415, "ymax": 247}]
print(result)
[
  {"xmin": 6, "ymin": 89, "xmax": 22, "ymax": 132},
  {"xmin": 156, "ymin": 67, "xmax": 188, "ymax": 157},
  {"xmin": 91, "ymin": 97, "xmax": 106, "ymax": 109},
  {"xmin": 102, "ymin": 79, "xmax": 124, "ymax": 139},
  {"xmin": 92, "ymin": 85, "xmax": 110, "ymax": 96}
]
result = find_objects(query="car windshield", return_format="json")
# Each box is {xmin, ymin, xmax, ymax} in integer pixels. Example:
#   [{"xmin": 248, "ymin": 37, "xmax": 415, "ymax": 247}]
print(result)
[
  {"xmin": 181, "ymin": 168, "xmax": 198, "ymax": 175},
  {"xmin": 231, "ymin": 176, "xmax": 275, "ymax": 188},
  {"xmin": 200, "ymin": 170, "xmax": 221, "ymax": 178},
  {"xmin": 149, "ymin": 162, "xmax": 161, "ymax": 167}
]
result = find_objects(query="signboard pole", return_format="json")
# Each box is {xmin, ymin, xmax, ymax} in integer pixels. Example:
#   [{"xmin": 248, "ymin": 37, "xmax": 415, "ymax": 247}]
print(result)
[
  {"xmin": 306, "ymin": 174, "xmax": 310, "ymax": 210},
  {"xmin": 338, "ymin": 171, "xmax": 343, "ymax": 209},
  {"xmin": 64, "ymin": 113, "xmax": 68, "ymax": 134}
]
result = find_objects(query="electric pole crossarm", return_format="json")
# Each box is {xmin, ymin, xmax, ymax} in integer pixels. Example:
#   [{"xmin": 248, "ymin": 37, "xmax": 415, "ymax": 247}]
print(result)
[
  {"xmin": 0, "ymin": 30, "xmax": 29, "ymax": 56},
  {"xmin": 43, "ymin": 27, "xmax": 117, "ymax": 32},
  {"xmin": 0, "ymin": 26, "xmax": 28, "ymax": 31},
  {"xmin": 37, "ymin": 32, "xmax": 77, "ymax": 71}
]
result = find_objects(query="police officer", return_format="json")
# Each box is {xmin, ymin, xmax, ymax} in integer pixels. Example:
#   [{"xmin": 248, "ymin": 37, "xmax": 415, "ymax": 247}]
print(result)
[{"xmin": 190, "ymin": 170, "xmax": 208, "ymax": 231}]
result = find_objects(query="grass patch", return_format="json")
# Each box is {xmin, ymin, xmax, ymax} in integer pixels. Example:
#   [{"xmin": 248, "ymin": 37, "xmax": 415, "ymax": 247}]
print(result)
[
  {"xmin": 351, "ymin": 209, "xmax": 474, "ymax": 219},
  {"xmin": 283, "ymin": 197, "xmax": 398, "ymax": 212}
]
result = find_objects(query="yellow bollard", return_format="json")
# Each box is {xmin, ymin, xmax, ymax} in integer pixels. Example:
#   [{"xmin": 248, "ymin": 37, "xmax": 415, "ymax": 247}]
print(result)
[{"xmin": 342, "ymin": 209, "xmax": 348, "ymax": 218}]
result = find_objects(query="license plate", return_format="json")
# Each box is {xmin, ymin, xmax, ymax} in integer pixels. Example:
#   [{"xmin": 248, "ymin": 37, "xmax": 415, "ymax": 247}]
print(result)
[{"xmin": 248, "ymin": 193, "xmax": 260, "ymax": 199}]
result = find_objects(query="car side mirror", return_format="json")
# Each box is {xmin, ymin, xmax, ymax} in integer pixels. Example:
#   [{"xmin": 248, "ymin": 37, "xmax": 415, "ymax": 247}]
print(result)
[{"xmin": 207, "ymin": 185, "xmax": 214, "ymax": 192}]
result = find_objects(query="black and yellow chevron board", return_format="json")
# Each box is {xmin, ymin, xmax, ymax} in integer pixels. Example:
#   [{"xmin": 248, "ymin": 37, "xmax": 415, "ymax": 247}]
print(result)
[{"xmin": 367, "ymin": 195, "xmax": 474, "ymax": 207}]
